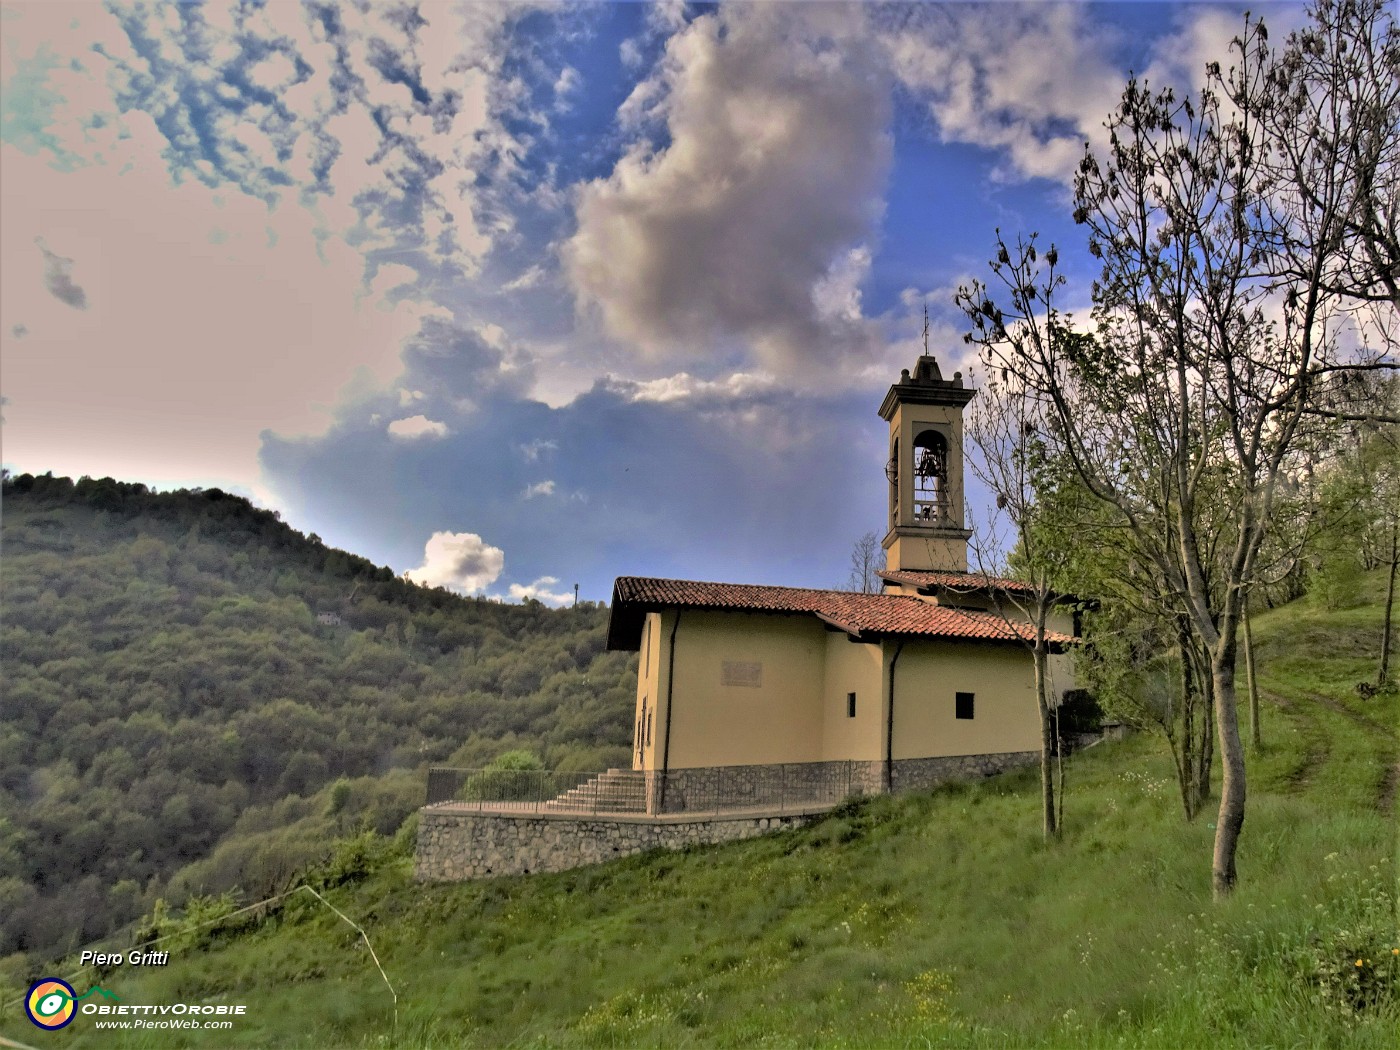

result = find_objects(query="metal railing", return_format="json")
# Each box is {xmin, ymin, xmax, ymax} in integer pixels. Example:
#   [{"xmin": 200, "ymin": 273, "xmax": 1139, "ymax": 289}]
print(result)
[
  {"xmin": 425, "ymin": 768, "xmax": 602, "ymax": 811},
  {"xmin": 424, "ymin": 762, "xmax": 864, "ymax": 817}
]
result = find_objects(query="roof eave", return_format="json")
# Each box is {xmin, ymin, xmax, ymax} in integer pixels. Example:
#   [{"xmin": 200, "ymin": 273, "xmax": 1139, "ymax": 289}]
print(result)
[{"xmin": 814, "ymin": 611, "xmax": 864, "ymax": 641}]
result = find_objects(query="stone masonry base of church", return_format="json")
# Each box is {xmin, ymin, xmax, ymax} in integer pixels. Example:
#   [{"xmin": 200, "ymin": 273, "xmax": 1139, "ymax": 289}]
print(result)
[
  {"xmin": 650, "ymin": 752, "xmax": 1039, "ymax": 812},
  {"xmin": 414, "ymin": 750, "xmax": 1039, "ymax": 882},
  {"xmin": 415, "ymin": 810, "xmax": 823, "ymax": 881}
]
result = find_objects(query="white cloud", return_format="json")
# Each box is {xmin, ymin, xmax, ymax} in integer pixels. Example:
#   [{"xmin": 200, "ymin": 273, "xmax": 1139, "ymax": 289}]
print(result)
[
  {"xmin": 878, "ymin": 4, "xmax": 1126, "ymax": 184},
  {"xmin": 502, "ymin": 264, "xmax": 548, "ymax": 293},
  {"xmin": 619, "ymin": 38, "xmax": 645, "ymax": 69},
  {"xmin": 564, "ymin": 3, "xmax": 891, "ymax": 376},
  {"xmin": 813, "ymin": 246, "xmax": 872, "ymax": 324},
  {"xmin": 246, "ymin": 51, "xmax": 297, "ymax": 92},
  {"xmin": 506, "ymin": 575, "xmax": 574, "ymax": 606},
  {"xmin": 406, "ymin": 531, "xmax": 505, "ymax": 593},
  {"xmin": 387, "ymin": 415, "xmax": 449, "ymax": 440},
  {"xmin": 647, "ymin": 0, "xmax": 689, "ymax": 36},
  {"xmin": 522, "ymin": 479, "xmax": 556, "ymax": 499},
  {"xmin": 520, "ymin": 438, "xmax": 558, "ymax": 462},
  {"xmin": 620, "ymin": 371, "xmax": 776, "ymax": 405},
  {"xmin": 553, "ymin": 65, "xmax": 581, "ymax": 110}
]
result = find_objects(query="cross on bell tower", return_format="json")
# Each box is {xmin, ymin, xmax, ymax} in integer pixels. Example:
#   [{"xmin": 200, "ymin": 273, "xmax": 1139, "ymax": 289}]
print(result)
[{"xmin": 879, "ymin": 348, "xmax": 975, "ymax": 573}]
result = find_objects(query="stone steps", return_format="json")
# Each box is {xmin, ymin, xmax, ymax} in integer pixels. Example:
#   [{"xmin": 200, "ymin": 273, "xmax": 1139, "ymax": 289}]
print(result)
[{"xmin": 542, "ymin": 769, "xmax": 649, "ymax": 814}]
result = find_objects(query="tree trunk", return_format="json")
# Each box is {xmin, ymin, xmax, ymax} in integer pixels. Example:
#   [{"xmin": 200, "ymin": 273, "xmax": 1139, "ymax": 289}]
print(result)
[
  {"xmin": 1210, "ymin": 651, "xmax": 1247, "ymax": 899},
  {"xmin": 1176, "ymin": 620, "xmax": 1199, "ymax": 819},
  {"xmin": 1032, "ymin": 644, "xmax": 1058, "ymax": 841},
  {"xmin": 1196, "ymin": 659, "xmax": 1215, "ymax": 809},
  {"xmin": 1180, "ymin": 675, "xmax": 1196, "ymax": 818},
  {"xmin": 1055, "ymin": 703, "xmax": 1065, "ymax": 832},
  {"xmin": 1243, "ymin": 601, "xmax": 1261, "ymax": 750},
  {"xmin": 1380, "ymin": 513, "xmax": 1398, "ymax": 687}
]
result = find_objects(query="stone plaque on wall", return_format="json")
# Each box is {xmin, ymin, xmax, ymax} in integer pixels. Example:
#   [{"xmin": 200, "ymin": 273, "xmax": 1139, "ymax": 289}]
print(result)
[{"xmin": 721, "ymin": 660, "xmax": 763, "ymax": 688}]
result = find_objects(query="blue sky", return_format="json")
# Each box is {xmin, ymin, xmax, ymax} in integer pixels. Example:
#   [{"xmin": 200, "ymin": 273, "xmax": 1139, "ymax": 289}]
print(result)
[{"xmin": 0, "ymin": 0, "xmax": 1307, "ymax": 604}]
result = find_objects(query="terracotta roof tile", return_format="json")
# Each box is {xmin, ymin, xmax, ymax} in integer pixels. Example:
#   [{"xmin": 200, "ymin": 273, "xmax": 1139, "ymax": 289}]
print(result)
[
  {"xmin": 878, "ymin": 569, "xmax": 1040, "ymax": 594},
  {"xmin": 607, "ymin": 576, "xmax": 1075, "ymax": 651}
]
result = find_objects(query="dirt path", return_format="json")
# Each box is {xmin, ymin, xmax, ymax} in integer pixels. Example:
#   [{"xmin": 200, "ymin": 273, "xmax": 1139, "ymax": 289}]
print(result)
[
  {"xmin": 1377, "ymin": 763, "xmax": 1399, "ymax": 818},
  {"xmin": 1261, "ymin": 690, "xmax": 1330, "ymax": 794},
  {"xmin": 1269, "ymin": 688, "xmax": 1398, "ymax": 814},
  {"xmin": 1300, "ymin": 690, "xmax": 1398, "ymax": 740}
]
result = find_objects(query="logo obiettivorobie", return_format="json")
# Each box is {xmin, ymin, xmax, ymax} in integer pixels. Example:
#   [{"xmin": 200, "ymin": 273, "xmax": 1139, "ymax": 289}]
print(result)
[
  {"xmin": 23, "ymin": 979, "xmax": 119, "ymax": 1030},
  {"xmin": 25, "ymin": 978, "xmax": 78, "ymax": 1030}
]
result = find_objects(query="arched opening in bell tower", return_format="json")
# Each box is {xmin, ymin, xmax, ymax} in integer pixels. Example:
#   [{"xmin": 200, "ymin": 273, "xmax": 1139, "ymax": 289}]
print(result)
[
  {"xmin": 886, "ymin": 437, "xmax": 900, "ymax": 531},
  {"xmin": 912, "ymin": 429, "xmax": 950, "ymax": 523}
]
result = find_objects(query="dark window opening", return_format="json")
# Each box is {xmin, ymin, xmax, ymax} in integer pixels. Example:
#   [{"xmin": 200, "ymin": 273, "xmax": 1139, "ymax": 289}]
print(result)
[
  {"xmin": 847, "ymin": 692, "xmax": 857, "ymax": 718},
  {"xmin": 955, "ymin": 691, "xmax": 975, "ymax": 720}
]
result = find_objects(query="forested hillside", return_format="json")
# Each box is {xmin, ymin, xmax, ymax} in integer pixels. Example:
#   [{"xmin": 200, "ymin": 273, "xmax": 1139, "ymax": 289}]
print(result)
[
  {"xmin": 19, "ymin": 571, "xmax": 1394, "ymax": 1048},
  {"xmin": 0, "ymin": 473, "xmax": 636, "ymax": 965}
]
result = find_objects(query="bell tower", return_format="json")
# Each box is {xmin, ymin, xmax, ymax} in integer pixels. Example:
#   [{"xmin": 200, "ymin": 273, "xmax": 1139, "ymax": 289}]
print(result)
[{"xmin": 880, "ymin": 353, "xmax": 975, "ymax": 573}]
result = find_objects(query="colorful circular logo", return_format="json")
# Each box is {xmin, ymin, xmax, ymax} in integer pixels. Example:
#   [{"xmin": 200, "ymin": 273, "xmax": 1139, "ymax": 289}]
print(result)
[{"xmin": 26, "ymin": 978, "xmax": 77, "ymax": 1030}]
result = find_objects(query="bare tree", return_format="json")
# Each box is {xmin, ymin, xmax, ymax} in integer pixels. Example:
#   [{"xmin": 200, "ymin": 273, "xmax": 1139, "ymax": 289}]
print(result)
[{"xmin": 846, "ymin": 531, "xmax": 883, "ymax": 593}]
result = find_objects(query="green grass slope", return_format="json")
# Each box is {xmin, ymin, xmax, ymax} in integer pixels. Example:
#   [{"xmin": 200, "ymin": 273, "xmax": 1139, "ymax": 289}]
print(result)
[{"xmin": 4, "ymin": 576, "xmax": 1396, "ymax": 1048}]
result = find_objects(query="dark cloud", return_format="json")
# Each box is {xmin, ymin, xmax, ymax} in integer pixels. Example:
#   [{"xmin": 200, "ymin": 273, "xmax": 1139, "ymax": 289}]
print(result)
[
  {"xmin": 37, "ymin": 239, "xmax": 87, "ymax": 309},
  {"xmin": 11, "ymin": 324, "xmax": 27, "ymax": 339},
  {"xmin": 398, "ymin": 316, "xmax": 535, "ymax": 404},
  {"xmin": 261, "ymin": 348, "xmax": 890, "ymax": 602}
]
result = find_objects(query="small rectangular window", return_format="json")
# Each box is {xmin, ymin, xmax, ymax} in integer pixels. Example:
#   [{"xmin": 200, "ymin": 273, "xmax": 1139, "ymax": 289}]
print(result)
[
  {"xmin": 955, "ymin": 692, "xmax": 975, "ymax": 720},
  {"xmin": 847, "ymin": 692, "xmax": 857, "ymax": 718}
]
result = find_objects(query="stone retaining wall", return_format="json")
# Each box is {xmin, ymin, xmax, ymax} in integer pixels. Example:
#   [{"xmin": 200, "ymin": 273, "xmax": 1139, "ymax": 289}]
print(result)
[
  {"xmin": 653, "ymin": 761, "xmax": 875, "ymax": 814},
  {"xmin": 416, "ymin": 809, "xmax": 821, "ymax": 881},
  {"xmin": 415, "ymin": 749, "xmax": 1043, "ymax": 882},
  {"xmin": 889, "ymin": 751, "xmax": 1040, "ymax": 792},
  {"xmin": 655, "ymin": 753, "xmax": 1038, "ymax": 811}
]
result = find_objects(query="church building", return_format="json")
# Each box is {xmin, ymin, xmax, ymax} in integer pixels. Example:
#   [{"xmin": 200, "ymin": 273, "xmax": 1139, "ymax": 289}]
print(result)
[{"xmin": 605, "ymin": 355, "xmax": 1077, "ymax": 812}]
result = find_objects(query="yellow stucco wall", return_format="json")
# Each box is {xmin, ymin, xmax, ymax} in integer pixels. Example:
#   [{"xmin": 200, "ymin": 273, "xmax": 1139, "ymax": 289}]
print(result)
[
  {"xmin": 889, "ymin": 640, "xmax": 1042, "ymax": 758},
  {"xmin": 884, "ymin": 533, "xmax": 969, "ymax": 574},
  {"xmin": 631, "ymin": 611, "xmax": 667, "ymax": 771},
  {"xmin": 635, "ymin": 607, "xmax": 1070, "ymax": 771},
  {"xmin": 820, "ymin": 632, "xmax": 885, "ymax": 760},
  {"xmin": 661, "ymin": 610, "xmax": 828, "ymax": 769}
]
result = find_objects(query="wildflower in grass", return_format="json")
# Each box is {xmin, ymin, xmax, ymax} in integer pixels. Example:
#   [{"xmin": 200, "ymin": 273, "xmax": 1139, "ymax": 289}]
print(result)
[{"xmin": 903, "ymin": 970, "xmax": 955, "ymax": 1023}]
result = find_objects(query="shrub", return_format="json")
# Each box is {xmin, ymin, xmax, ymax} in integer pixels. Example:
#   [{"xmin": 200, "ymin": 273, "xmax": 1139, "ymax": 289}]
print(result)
[{"xmin": 459, "ymin": 750, "xmax": 546, "ymax": 803}]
